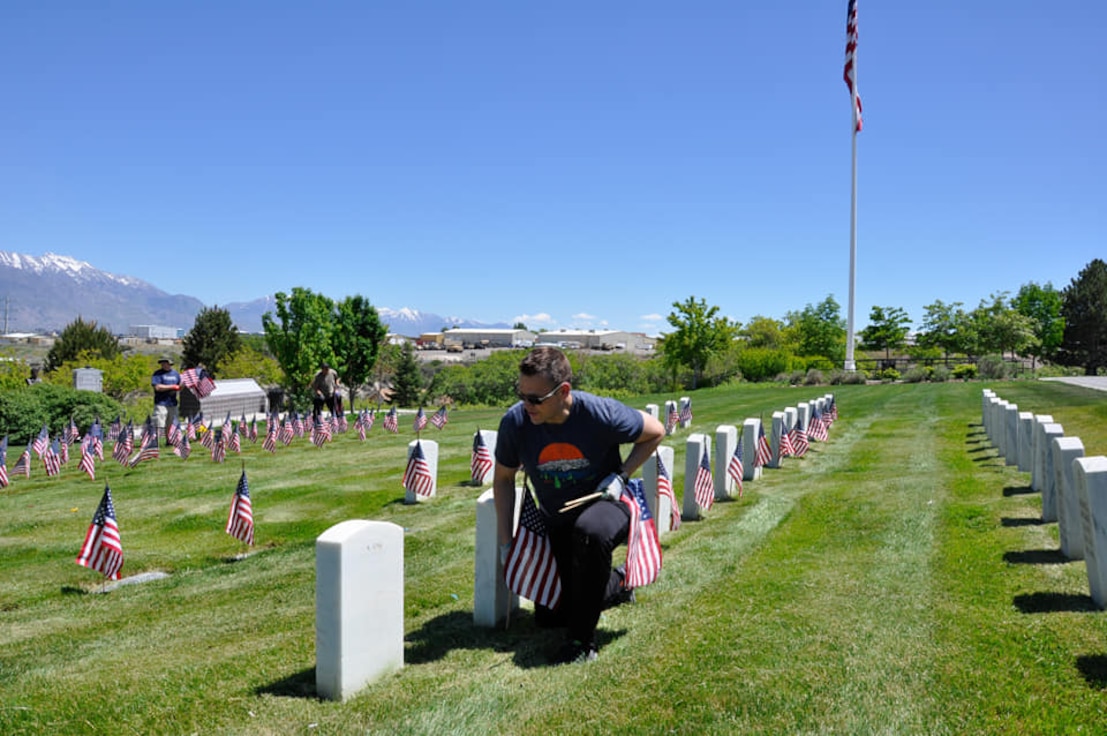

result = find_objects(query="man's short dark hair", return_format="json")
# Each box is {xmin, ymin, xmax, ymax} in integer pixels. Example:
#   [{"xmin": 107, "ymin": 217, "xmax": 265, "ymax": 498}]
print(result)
[{"xmin": 519, "ymin": 346, "xmax": 572, "ymax": 386}]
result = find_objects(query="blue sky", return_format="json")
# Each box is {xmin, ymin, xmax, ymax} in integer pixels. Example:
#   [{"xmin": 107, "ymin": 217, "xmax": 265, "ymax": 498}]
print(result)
[{"xmin": 1, "ymin": 1, "xmax": 1103, "ymax": 336}]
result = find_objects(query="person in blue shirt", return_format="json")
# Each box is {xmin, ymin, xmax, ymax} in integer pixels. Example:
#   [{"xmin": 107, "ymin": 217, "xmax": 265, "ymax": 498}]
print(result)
[
  {"xmin": 152, "ymin": 356, "xmax": 182, "ymax": 446},
  {"xmin": 493, "ymin": 346, "xmax": 665, "ymax": 664}
]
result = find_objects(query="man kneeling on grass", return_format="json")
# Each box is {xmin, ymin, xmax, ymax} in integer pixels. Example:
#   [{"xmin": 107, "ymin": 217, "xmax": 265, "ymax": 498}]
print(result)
[{"xmin": 493, "ymin": 346, "xmax": 665, "ymax": 664}]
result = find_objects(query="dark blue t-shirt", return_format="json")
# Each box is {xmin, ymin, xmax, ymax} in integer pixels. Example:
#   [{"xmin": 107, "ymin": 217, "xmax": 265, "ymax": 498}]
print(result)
[
  {"xmin": 152, "ymin": 368, "xmax": 181, "ymax": 406},
  {"xmin": 495, "ymin": 390, "xmax": 643, "ymax": 515}
]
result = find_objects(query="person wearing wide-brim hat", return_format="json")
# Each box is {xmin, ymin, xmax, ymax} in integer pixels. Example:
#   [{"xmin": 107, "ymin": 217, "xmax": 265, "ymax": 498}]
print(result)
[{"xmin": 152, "ymin": 355, "xmax": 182, "ymax": 446}]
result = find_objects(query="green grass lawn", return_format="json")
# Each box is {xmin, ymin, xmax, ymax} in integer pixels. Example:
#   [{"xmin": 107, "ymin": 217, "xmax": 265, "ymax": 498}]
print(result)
[{"xmin": 3, "ymin": 380, "xmax": 1107, "ymax": 735}]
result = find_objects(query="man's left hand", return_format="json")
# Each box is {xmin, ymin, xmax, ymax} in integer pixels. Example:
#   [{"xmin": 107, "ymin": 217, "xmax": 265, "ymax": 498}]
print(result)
[{"xmin": 596, "ymin": 472, "xmax": 626, "ymax": 502}]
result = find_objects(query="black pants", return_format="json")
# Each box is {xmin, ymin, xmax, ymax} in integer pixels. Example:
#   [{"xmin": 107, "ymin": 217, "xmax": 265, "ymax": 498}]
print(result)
[
  {"xmin": 546, "ymin": 499, "xmax": 630, "ymax": 645},
  {"xmin": 312, "ymin": 395, "xmax": 336, "ymax": 419}
]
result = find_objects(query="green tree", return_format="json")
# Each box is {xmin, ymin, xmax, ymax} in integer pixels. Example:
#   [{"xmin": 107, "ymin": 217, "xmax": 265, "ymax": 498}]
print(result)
[
  {"xmin": 741, "ymin": 315, "xmax": 787, "ymax": 350},
  {"xmin": 859, "ymin": 306, "xmax": 912, "ymax": 360},
  {"xmin": 181, "ymin": 306, "xmax": 241, "ymax": 375},
  {"xmin": 261, "ymin": 287, "xmax": 337, "ymax": 409},
  {"xmin": 916, "ymin": 300, "xmax": 968, "ymax": 362},
  {"xmin": 390, "ymin": 341, "xmax": 423, "ymax": 407},
  {"xmin": 1060, "ymin": 258, "xmax": 1107, "ymax": 375},
  {"xmin": 1014, "ymin": 281, "xmax": 1065, "ymax": 368},
  {"xmin": 218, "ymin": 346, "xmax": 284, "ymax": 386},
  {"xmin": 45, "ymin": 317, "xmax": 121, "ymax": 372},
  {"xmin": 658, "ymin": 296, "xmax": 739, "ymax": 389},
  {"xmin": 333, "ymin": 295, "xmax": 389, "ymax": 408},
  {"xmin": 785, "ymin": 296, "xmax": 846, "ymax": 364}
]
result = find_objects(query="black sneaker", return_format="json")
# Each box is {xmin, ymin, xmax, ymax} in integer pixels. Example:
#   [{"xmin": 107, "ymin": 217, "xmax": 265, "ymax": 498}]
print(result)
[{"xmin": 552, "ymin": 639, "xmax": 598, "ymax": 665}]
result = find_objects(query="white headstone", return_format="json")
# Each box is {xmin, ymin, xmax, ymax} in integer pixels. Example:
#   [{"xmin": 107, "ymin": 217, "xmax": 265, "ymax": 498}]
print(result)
[
  {"xmin": 1037, "ymin": 422, "xmax": 1064, "ymax": 521},
  {"xmin": 316, "ymin": 520, "xmax": 404, "ymax": 702},
  {"xmin": 986, "ymin": 396, "xmax": 1003, "ymax": 443},
  {"xmin": 993, "ymin": 400, "xmax": 1010, "ymax": 457},
  {"xmin": 769, "ymin": 411, "xmax": 787, "ymax": 469},
  {"xmin": 1030, "ymin": 415, "xmax": 1055, "ymax": 492},
  {"xmin": 664, "ymin": 400, "xmax": 678, "ymax": 436},
  {"xmin": 742, "ymin": 419, "xmax": 763, "ymax": 482},
  {"xmin": 714, "ymin": 425, "xmax": 739, "ymax": 500},
  {"xmin": 679, "ymin": 397, "xmax": 692, "ymax": 429},
  {"xmin": 645, "ymin": 403, "xmax": 659, "ymax": 420},
  {"xmin": 797, "ymin": 403, "xmax": 812, "ymax": 434},
  {"xmin": 981, "ymin": 389, "xmax": 995, "ymax": 430},
  {"xmin": 472, "ymin": 429, "xmax": 497, "ymax": 486},
  {"xmin": 1017, "ymin": 412, "xmax": 1035, "ymax": 473},
  {"xmin": 404, "ymin": 439, "xmax": 438, "ymax": 504},
  {"xmin": 1076, "ymin": 456, "xmax": 1107, "ymax": 609},
  {"xmin": 473, "ymin": 487, "xmax": 521, "ymax": 627},
  {"xmin": 784, "ymin": 406, "xmax": 798, "ymax": 436},
  {"xmin": 1052, "ymin": 436, "xmax": 1085, "ymax": 559},
  {"xmin": 1003, "ymin": 404, "xmax": 1019, "ymax": 467},
  {"xmin": 643, "ymin": 445, "xmax": 676, "ymax": 536},
  {"xmin": 683, "ymin": 433, "xmax": 712, "ymax": 521}
]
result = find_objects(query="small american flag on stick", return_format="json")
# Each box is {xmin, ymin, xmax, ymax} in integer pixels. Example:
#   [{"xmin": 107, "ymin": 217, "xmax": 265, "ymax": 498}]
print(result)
[
  {"xmin": 225, "ymin": 470, "xmax": 254, "ymax": 545},
  {"xmin": 75, "ymin": 485, "xmax": 124, "ymax": 580}
]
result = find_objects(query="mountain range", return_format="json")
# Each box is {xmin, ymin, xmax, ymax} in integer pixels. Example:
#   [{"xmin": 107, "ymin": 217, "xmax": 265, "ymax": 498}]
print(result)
[{"xmin": 0, "ymin": 251, "xmax": 508, "ymax": 337}]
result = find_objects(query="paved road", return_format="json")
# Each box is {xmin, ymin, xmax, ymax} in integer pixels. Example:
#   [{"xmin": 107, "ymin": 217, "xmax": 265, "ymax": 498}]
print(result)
[{"xmin": 1041, "ymin": 376, "xmax": 1107, "ymax": 392}]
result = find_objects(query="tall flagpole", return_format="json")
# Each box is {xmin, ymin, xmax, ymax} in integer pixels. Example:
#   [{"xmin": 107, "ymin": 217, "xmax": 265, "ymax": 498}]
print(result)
[
  {"xmin": 843, "ymin": 0, "xmax": 862, "ymax": 372},
  {"xmin": 845, "ymin": 116, "xmax": 858, "ymax": 372}
]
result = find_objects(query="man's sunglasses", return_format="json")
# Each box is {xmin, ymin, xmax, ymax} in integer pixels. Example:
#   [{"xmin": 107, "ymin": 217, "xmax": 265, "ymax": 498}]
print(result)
[{"xmin": 515, "ymin": 382, "xmax": 564, "ymax": 405}]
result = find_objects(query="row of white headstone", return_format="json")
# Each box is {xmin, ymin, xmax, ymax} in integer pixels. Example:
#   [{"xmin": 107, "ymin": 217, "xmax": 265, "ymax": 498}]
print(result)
[
  {"xmin": 981, "ymin": 390, "xmax": 1107, "ymax": 611},
  {"xmin": 314, "ymin": 394, "xmax": 837, "ymax": 701}
]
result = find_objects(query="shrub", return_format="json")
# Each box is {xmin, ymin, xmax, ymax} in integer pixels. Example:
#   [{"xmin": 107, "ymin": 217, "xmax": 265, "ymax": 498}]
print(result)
[
  {"xmin": 880, "ymin": 368, "xmax": 901, "ymax": 382},
  {"xmin": 736, "ymin": 348, "xmax": 793, "ymax": 383},
  {"xmin": 931, "ymin": 366, "xmax": 952, "ymax": 382},
  {"xmin": 0, "ymin": 383, "xmax": 126, "ymax": 444},
  {"xmin": 804, "ymin": 357, "xmax": 836, "ymax": 373},
  {"xmin": 976, "ymin": 354, "xmax": 1009, "ymax": 380},
  {"xmin": 952, "ymin": 363, "xmax": 978, "ymax": 381},
  {"xmin": 828, "ymin": 369, "xmax": 866, "ymax": 385},
  {"xmin": 902, "ymin": 367, "xmax": 929, "ymax": 383},
  {"xmin": 803, "ymin": 369, "xmax": 824, "ymax": 386}
]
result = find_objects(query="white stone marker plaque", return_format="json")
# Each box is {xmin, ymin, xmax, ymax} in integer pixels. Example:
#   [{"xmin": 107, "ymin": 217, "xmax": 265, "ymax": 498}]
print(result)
[
  {"xmin": 316, "ymin": 520, "xmax": 404, "ymax": 702},
  {"xmin": 404, "ymin": 439, "xmax": 438, "ymax": 504},
  {"xmin": 1038, "ymin": 422, "xmax": 1064, "ymax": 521},
  {"xmin": 1053, "ymin": 436, "xmax": 1085, "ymax": 560},
  {"xmin": 742, "ymin": 418, "xmax": 763, "ymax": 482},
  {"xmin": 645, "ymin": 403, "xmax": 659, "ymax": 420},
  {"xmin": 683, "ymin": 433, "xmax": 712, "ymax": 521},
  {"xmin": 1003, "ymin": 404, "xmax": 1019, "ymax": 466},
  {"xmin": 770, "ymin": 411, "xmax": 787, "ymax": 469},
  {"xmin": 1076, "ymin": 456, "xmax": 1107, "ymax": 609},
  {"xmin": 474, "ymin": 487, "xmax": 522, "ymax": 627},
  {"xmin": 714, "ymin": 425, "xmax": 738, "ymax": 500},
  {"xmin": 1017, "ymin": 412, "xmax": 1034, "ymax": 473},
  {"xmin": 1030, "ymin": 415, "xmax": 1055, "ymax": 492},
  {"xmin": 643, "ymin": 445, "xmax": 676, "ymax": 536}
]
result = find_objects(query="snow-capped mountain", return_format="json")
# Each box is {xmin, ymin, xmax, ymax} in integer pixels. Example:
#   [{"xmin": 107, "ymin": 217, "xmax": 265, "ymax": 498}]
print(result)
[
  {"xmin": 0, "ymin": 250, "xmax": 506, "ymax": 336},
  {"xmin": 0, "ymin": 251, "xmax": 204, "ymax": 333}
]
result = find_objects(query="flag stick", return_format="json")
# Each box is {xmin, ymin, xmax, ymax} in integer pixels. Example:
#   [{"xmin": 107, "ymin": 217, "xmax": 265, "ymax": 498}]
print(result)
[
  {"xmin": 559, "ymin": 492, "xmax": 602, "ymax": 512},
  {"xmin": 844, "ymin": 99, "xmax": 859, "ymax": 371}
]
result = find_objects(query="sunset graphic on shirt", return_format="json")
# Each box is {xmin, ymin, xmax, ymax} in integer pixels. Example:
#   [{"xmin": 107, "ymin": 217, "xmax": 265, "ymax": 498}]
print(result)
[{"xmin": 536, "ymin": 442, "xmax": 592, "ymax": 489}]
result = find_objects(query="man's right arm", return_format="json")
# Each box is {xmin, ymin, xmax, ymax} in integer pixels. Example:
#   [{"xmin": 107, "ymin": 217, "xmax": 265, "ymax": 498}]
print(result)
[{"xmin": 492, "ymin": 462, "xmax": 518, "ymax": 548}]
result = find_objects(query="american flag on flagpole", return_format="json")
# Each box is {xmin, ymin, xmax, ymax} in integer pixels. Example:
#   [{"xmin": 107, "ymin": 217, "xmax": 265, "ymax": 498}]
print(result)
[
  {"xmin": 413, "ymin": 407, "xmax": 428, "ymax": 433},
  {"xmin": 504, "ymin": 487, "xmax": 561, "ymax": 609},
  {"xmin": 402, "ymin": 441, "xmax": 434, "ymax": 498},
  {"xmin": 79, "ymin": 436, "xmax": 97, "ymax": 480},
  {"xmin": 292, "ymin": 412, "xmax": 304, "ymax": 438},
  {"xmin": 113, "ymin": 421, "xmax": 134, "ymax": 466},
  {"xmin": 32, "ymin": 425, "xmax": 49, "ymax": 458},
  {"xmin": 620, "ymin": 479, "xmax": 662, "ymax": 589},
  {"xmin": 249, "ymin": 418, "xmax": 259, "ymax": 443},
  {"xmin": 430, "ymin": 406, "xmax": 448, "ymax": 430},
  {"xmin": 790, "ymin": 417, "xmax": 810, "ymax": 457},
  {"xmin": 311, "ymin": 417, "xmax": 331, "ymax": 448},
  {"xmin": 67, "ymin": 417, "xmax": 80, "ymax": 445},
  {"xmin": 225, "ymin": 471, "xmax": 254, "ymax": 545},
  {"xmin": 129, "ymin": 430, "xmax": 159, "ymax": 467},
  {"xmin": 58, "ymin": 435, "xmax": 69, "ymax": 465},
  {"xmin": 174, "ymin": 432, "xmax": 192, "ymax": 460},
  {"xmin": 0, "ymin": 435, "xmax": 9, "ymax": 488},
  {"xmin": 655, "ymin": 451, "xmax": 680, "ymax": 531},
  {"xmin": 185, "ymin": 414, "xmax": 197, "ymax": 441},
  {"xmin": 679, "ymin": 399, "xmax": 693, "ymax": 425},
  {"xmin": 279, "ymin": 417, "xmax": 294, "ymax": 446},
  {"xmin": 13, "ymin": 442, "xmax": 32, "ymax": 478},
  {"xmin": 75, "ymin": 485, "xmax": 124, "ymax": 580},
  {"xmin": 755, "ymin": 422, "xmax": 773, "ymax": 468},
  {"xmin": 810, "ymin": 406, "xmax": 829, "ymax": 442},
  {"xmin": 229, "ymin": 425, "xmax": 242, "ymax": 454},
  {"xmin": 107, "ymin": 416, "xmax": 122, "ymax": 443},
  {"xmin": 167, "ymin": 418, "xmax": 182, "ymax": 448},
  {"xmin": 180, "ymin": 366, "xmax": 216, "ymax": 398},
  {"xmin": 665, "ymin": 403, "xmax": 679, "ymax": 434},
  {"xmin": 43, "ymin": 439, "xmax": 62, "ymax": 476},
  {"xmin": 844, "ymin": 0, "xmax": 863, "ymax": 133},
  {"xmin": 383, "ymin": 407, "xmax": 399, "ymax": 434},
  {"xmin": 727, "ymin": 436, "xmax": 744, "ymax": 497},
  {"xmin": 471, "ymin": 430, "xmax": 494, "ymax": 484},
  {"xmin": 89, "ymin": 420, "xmax": 104, "ymax": 460},
  {"xmin": 693, "ymin": 445, "xmax": 714, "ymax": 511},
  {"xmin": 211, "ymin": 429, "xmax": 226, "ymax": 463},
  {"xmin": 779, "ymin": 420, "xmax": 795, "ymax": 458}
]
